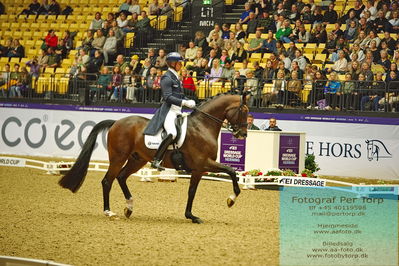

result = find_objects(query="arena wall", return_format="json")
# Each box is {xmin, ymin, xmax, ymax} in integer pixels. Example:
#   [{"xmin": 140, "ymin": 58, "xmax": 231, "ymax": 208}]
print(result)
[{"xmin": 0, "ymin": 102, "xmax": 398, "ymax": 179}]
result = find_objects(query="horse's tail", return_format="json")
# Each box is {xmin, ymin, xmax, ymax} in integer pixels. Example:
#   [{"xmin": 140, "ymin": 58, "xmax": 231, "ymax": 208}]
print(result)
[{"xmin": 58, "ymin": 119, "xmax": 116, "ymax": 193}]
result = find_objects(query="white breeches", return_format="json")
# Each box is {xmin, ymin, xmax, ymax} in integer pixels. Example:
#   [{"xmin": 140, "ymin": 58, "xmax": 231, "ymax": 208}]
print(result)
[{"xmin": 164, "ymin": 104, "xmax": 181, "ymax": 139}]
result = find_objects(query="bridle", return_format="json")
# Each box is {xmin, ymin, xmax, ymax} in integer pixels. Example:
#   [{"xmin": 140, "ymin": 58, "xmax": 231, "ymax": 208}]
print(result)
[{"xmin": 193, "ymin": 98, "xmax": 248, "ymax": 136}]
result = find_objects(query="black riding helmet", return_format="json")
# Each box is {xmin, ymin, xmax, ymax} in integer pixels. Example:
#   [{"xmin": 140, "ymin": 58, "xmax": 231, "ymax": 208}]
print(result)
[{"xmin": 166, "ymin": 52, "xmax": 184, "ymax": 62}]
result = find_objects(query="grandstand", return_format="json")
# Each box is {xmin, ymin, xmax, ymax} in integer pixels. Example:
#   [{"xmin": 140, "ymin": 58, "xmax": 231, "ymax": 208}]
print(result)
[{"xmin": 0, "ymin": 0, "xmax": 398, "ymax": 113}]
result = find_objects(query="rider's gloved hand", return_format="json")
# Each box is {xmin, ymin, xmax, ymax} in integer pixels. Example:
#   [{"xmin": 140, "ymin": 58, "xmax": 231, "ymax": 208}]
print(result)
[{"xmin": 182, "ymin": 99, "xmax": 196, "ymax": 109}]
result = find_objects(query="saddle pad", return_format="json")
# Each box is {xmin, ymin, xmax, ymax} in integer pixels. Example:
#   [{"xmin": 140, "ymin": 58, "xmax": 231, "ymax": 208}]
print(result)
[{"xmin": 144, "ymin": 114, "xmax": 188, "ymax": 150}]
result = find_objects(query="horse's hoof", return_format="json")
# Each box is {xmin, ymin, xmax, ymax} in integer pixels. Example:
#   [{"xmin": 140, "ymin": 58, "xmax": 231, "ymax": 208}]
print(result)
[
  {"xmin": 192, "ymin": 217, "xmax": 204, "ymax": 224},
  {"xmin": 227, "ymin": 197, "xmax": 235, "ymax": 208},
  {"xmin": 104, "ymin": 210, "xmax": 118, "ymax": 218},
  {"xmin": 124, "ymin": 207, "xmax": 133, "ymax": 218}
]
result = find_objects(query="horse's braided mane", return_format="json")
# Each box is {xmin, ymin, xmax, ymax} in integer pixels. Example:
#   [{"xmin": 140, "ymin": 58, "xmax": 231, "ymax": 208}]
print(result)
[{"xmin": 195, "ymin": 91, "xmax": 238, "ymax": 111}]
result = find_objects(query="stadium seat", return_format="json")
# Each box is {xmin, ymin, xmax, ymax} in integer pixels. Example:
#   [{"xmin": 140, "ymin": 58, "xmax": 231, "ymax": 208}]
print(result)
[{"xmin": 249, "ymin": 53, "xmax": 262, "ymax": 63}]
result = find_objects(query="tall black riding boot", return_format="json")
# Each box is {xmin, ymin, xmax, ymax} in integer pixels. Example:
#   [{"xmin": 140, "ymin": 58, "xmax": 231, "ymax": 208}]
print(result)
[{"xmin": 151, "ymin": 134, "xmax": 174, "ymax": 171}]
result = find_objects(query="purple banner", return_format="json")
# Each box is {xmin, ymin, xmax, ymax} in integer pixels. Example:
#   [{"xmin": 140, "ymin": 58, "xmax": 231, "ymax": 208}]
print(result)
[
  {"xmin": 219, "ymin": 132, "xmax": 246, "ymax": 171},
  {"xmin": 279, "ymin": 134, "xmax": 300, "ymax": 173}
]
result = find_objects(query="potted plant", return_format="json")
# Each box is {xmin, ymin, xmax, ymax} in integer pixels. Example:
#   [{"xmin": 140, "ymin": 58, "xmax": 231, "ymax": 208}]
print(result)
[{"xmin": 254, "ymin": 169, "xmax": 281, "ymax": 190}]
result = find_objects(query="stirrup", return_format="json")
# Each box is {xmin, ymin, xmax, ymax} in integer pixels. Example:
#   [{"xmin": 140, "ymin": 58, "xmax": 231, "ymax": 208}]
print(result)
[{"xmin": 151, "ymin": 160, "xmax": 165, "ymax": 171}]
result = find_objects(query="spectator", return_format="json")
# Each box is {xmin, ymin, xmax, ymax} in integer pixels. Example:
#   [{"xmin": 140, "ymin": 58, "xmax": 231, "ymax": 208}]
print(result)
[
  {"xmin": 234, "ymin": 23, "xmax": 246, "ymax": 41},
  {"xmin": 76, "ymin": 48, "xmax": 90, "ymax": 68},
  {"xmin": 129, "ymin": 54, "xmax": 142, "ymax": 75},
  {"xmin": 181, "ymin": 69, "xmax": 196, "ymax": 95},
  {"xmin": 209, "ymin": 59, "xmax": 223, "ymax": 84},
  {"xmin": 279, "ymin": 52, "xmax": 291, "ymax": 70},
  {"xmin": 221, "ymin": 59, "xmax": 234, "ymax": 81},
  {"xmin": 119, "ymin": 0, "xmax": 133, "ymax": 16},
  {"xmin": 247, "ymin": 114, "xmax": 259, "ymax": 130},
  {"xmin": 62, "ymin": 30, "xmax": 74, "ymax": 51},
  {"xmin": 110, "ymin": 20, "xmax": 124, "ymax": 43},
  {"xmin": 275, "ymin": 40, "xmax": 286, "ymax": 55},
  {"xmin": 381, "ymin": 32, "xmax": 396, "ymax": 51},
  {"xmin": 89, "ymin": 12, "xmax": 104, "ymax": 31},
  {"xmin": 91, "ymin": 66, "xmax": 111, "ymax": 101},
  {"xmin": 239, "ymin": 2, "xmax": 252, "ymax": 24},
  {"xmin": 37, "ymin": 0, "xmax": 50, "ymax": 15},
  {"xmin": 244, "ymin": 71, "xmax": 259, "ymax": 105},
  {"xmin": 389, "ymin": 11, "xmax": 399, "ymax": 33},
  {"xmin": 129, "ymin": 0, "xmax": 140, "ymax": 15},
  {"xmin": 331, "ymin": 50, "xmax": 348, "ymax": 74},
  {"xmin": 55, "ymin": 39, "xmax": 67, "ymax": 59},
  {"xmin": 221, "ymin": 23, "xmax": 231, "ymax": 40},
  {"xmin": 307, "ymin": 71, "xmax": 327, "ymax": 109},
  {"xmin": 297, "ymin": 25, "xmax": 310, "ymax": 43},
  {"xmin": 360, "ymin": 0, "xmax": 377, "ymax": 20},
  {"xmin": 312, "ymin": 6, "xmax": 323, "ymax": 24},
  {"xmin": 87, "ymin": 50, "xmax": 104, "ymax": 73},
  {"xmin": 276, "ymin": 19, "xmax": 293, "ymax": 43},
  {"xmin": 207, "ymin": 24, "xmax": 222, "ymax": 43},
  {"xmin": 247, "ymin": 30, "xmax": 263, "ymax": 53},
  {"xmin": 208, "ymin": 32, "xmax": 224, "ymax": 50},
  {"xmin": 273, "ymin": 70, "xmax": 287, "ymax": 107},
  {"xmin": 139, "ymin": 58, "xmax": 151, "ymax": 82},
  {"xmin": 135, "ymin": 11, "xmax": 151, "ymax": 46},
  {"xmin": 345, "ymin": 11, "xmax": 359, "ymax": 30},
  {"xmin": 345, "ymin": 0, "xmax": 364, "ymax": 19},
  {"xmin": 44, "ymin": 47, "xmax": 60, "ymax": 68},
  {"xmin": 123, "ymin": 12, "xmax": 139, "ymax": 33},
  {"xmin": 324, "ymin": 72, "xmax": 341, "ymax": 110},
  {"xmin": 264, "ymin": 117, "xmax": 282, "ymax": 131},
  {"xmin": 373, "ymin": 10, "xmax": 390, "ymax": 33},
  {"xmin": 323, "ymin": 3, "xmax": 338, "ymax": 25},
  {"xmin": 0, "ymin": 64, "xmax": 11, "ymax": 97},
  {"xmin": 246, "ymin": 12, "xmax": 258, "ymax": 34},
  {"xmin": 310, "ymin": 23, "xmax": 327, "ymax": 44},
  {"xmin": 114, "ymin": 54, "xmax": 129, "ymax": 73},
  {"xmin": 286, "ymin": 70, "xmax": 302, "ymax": 105},
  {"xmin": 147, "ymin": 48, "xmax": 157, "ymax": 66},
  {"xmin": 92, "ymin": 29, "xmax": 106, "ymax": 55},
  {"xmin": 348, "ymin": 60, "xmax": 361, "ymax": 80},
  {"xmin": 110, "ymin": 66, "xmax": 123, "ymax": 101},
  {"xmin": 19, "ymin": 0, "xmax": 41, "ymax": 17},
  {"xmin": 48, "ymin": 0, "xmax": 60, "ymax": 15},
  {"xmin": 195, "ymin": 58, "xmax": 210, "ymax": 80},
  {"xmin": 189, "ymin": 50, "xmax": 204, "ymax": 70},
  {"xmin": 149, "ymin": 0, "xmax": 160, "ymax": 15},
  {"xmin": 117, "ymin": 12, "xmax": 129, "ymax": 29},
  {"xmin": 121, "ymin": 66, "xmax": 136, "ymax": 102},
  {"xmin": 106, "ymin": 12, "xmax": 115, "ymax": 25},
  {"xmin": 160, "ymin": 0, "xmax": 173, "ymax": 18},
  {"xmin": 262, "ymin": 60, "xmax": 275, "ymax": 84},
  {"xmin": 193, "ymin": 31, "xmax": 208, "ymax": 52},
  {"xmin": 7, "ymin": 39, "xmax": 24, "ymax": 58},
  {"xmin": 360, "ymin": 72, "xmax": 385, "ymax": 111},
  {"xmin": 262, "ymin": 31, "xmax": 277, "ymax": 54},
  {"xmin": 37, "ymin": 49, "xmax": 49, "ymax": 68},
  {"xmin": 341, "ymin": 73, "xmax": 357, "ymax": 110},
  {"xmin": 44, "ymin": 30, "xmax": 58, "ymax": 49},
  {"xmin": 292, "ymin": 50, "xmax": 307, "ymax": 71},
  {"xmin": 377, "ymin": 50, "xmax": 391, "ymax": 73},
  {"xmin": 10, "ymin": 66, "xmax": 30, "ymax": 98},
  {"xmin": 300, "ymin": 5, "xmax": 314, "ymax": 24},
  {"xmin": 344, "ymin": 20, "xmax": 359, "ymax": 41},
  {"xmin": 257, "ymin": 10, "xmax": 275, "ymax": 33},
  {"xmin": 275, "ymin": 61, "xmax": 290, "ymax": 78},
  {"xmin": 143, "ymin": 67, "xmax": 157, "ymax": 101},
  {"xmin": 102, "ymin": 29, "xmax": 117, "ymax": 64},
  {"xmin": 26, "ymin": 58, "xmax": 40, "ymax": 81},
  {"xmin": 155, "ymin": 49, "xmax": 167, "ymax": 70},
  {"xmin": 183, "ymin": 41, "xmax": 197, "ymax": 62},
  {"xmin": 238, "ymin": 59, "xmax": 250, "ymax": 77}
]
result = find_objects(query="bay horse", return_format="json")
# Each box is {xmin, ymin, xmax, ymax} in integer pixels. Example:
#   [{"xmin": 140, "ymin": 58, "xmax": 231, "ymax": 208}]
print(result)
[{"xmin": 59, "ymin": 93, "xmax": 249, "ymax": 223}]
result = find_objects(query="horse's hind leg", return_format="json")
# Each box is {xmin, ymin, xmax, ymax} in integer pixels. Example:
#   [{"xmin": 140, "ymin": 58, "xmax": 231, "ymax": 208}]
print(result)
[
  {"xmin": 116, "ymin": 153, "xmax": 148, "ymax": 218},
  {"xmin": 102, "ymin": 159, "xmax": 126, "ymax": 217}
]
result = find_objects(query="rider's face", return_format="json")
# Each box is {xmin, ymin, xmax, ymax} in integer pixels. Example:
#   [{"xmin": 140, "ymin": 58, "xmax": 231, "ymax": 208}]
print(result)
[{"xmin": 175, "ymin": 61, "xmax": 183, "ymax": 71}]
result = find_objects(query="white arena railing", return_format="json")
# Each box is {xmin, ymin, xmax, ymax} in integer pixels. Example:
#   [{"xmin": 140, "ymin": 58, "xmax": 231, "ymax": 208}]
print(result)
[{"xmin": 0, "ymin": 156, "xmax": 397, "ymax": 199}]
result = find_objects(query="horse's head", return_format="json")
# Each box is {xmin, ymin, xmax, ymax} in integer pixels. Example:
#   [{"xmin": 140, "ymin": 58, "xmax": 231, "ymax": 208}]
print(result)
[{"xmin": 225, "ymin": 93, "xmax": 250, "ymax": 139}]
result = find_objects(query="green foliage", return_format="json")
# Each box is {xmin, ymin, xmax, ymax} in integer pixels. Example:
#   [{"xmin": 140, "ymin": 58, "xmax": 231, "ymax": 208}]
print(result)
[
  {"xmin": 265, "ymin": 170, "xmax": 283, "ymax": 176},
  {"xmin": 282, "ymin": 169, "xmax": 296, "ymax": 176},
  {"xmin": 305, "ymin": 154, "xmax": 320, "ymax": 173}
]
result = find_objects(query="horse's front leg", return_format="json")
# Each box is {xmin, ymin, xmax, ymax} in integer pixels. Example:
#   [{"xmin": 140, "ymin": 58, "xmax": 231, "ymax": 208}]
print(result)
[
  {"xmin": 185, "ymin": 171, "xmax": 204, "ymax": 224},
  {"xmin": 203, "ymin": 159, "xmax": 240, "ymax": 208}
]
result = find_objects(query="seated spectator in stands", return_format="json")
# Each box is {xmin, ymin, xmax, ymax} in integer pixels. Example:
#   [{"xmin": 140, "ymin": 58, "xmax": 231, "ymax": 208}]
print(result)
[
  {"xmin": 300, "ymin": 5, "xmax": 314, "ymax": 24},
  {"xmin": 262, "ymin": 60, "xmax": 275, "ymax": 84},
  {"xmin": 238, "ymin": 59, "xmax": 250, "ymax": 77},
  {"xmin": 55, "ymin": 39, "xmax": 67, "ymax": 59},
  {"xmin": 121, "ymin": 66, "xmax": 136, "ymax": 102},
  {"xmin": 330, "ymin": 50, "xmax": 348, "ymax": 74},
  {"xmin": 44, "ymin": 30, "xmax": 58, "ymax": 50},
  {"xmin": 114, "ymin": 54, "xmax": 128, "ymax": 73},
  {"xmin": 102, "ymin": 29, "xmax": 118, "ymax": 64},
  {"xmin": 117, "ymin": 12, "xmax": 129, "ymax": 29},
  {"xmin": 234, "ymin": 23, "xmax": 246, "ymax": 41},
  {"xmin": 149, "ymin": 0, "xmax": 160, "ymax": 15},
  {"xmin": 312, "ymin": 6, "xmax": 323, "ymax": 24},
  {"xmin": 134, "ymin": 11, "xmax": 151, "ymax": 46},
  {"xmin": 91, "ymin": 66, "xmax": 111, "ymax": 100},
  {"xmin": 182, "ymin": 69, "xmax": 196, "ymax": 96},
  {"xmin": 275, "ymin": 40, "xmax": 285, "ymax": 55},
  {"xmin": 91, "ymin": 30, "xmax": 106, "ymax": 56},
  {"xmin": 345, "ymin": 10, "xmax": 359, "ymax": 30},
  {"xmin": 297, "ymin": 25, "xmax": 310, "ymax": 43},
  {"xmin": 275, "ymin": 61, "xmax": 290, "ymax": 78},
  {"xmin": 257, "ymin": 10, "xmax": 275, "ymax": 33},
  {"xmin": 142, "ymin": 66, "xmax": 156, "ymax": 101},
  {"xmin": 323, "ymin": 3, "xmax": 338, "ymax": 25},
  {"xmin": 273, "ymin": 70, "xmax": 287, "ymax": 107},
  {"xmin": 61, "ymin": 31, "xmax": 74, "ymax": 51},
  {"xmin": 19, "ymin": 0, "xmax": 41, "ymax": 17},
  {"xmin": 101, "ymin": 21, "xmax": 111, "ymax": 37},
  {"xmin": 37, "ymin": 0, "xmax": 50, "ymax": 15},
  {"xmin": 268, "ymin": 53, "xmax": 279, "ymax": 69},
  {"xmin": 119, "ymin": 0, "xmax": 133, "ymax": 16},
  {"xmin": 349, "ymin": 43, "xmax": 365, "ymax": 63},
  {"xmin": 48, "ymin": 0, "xmax": 60, "ymax": 15},
  {"xmin": 155, "ymin": 49, "xmax": 167, "ymax": 70},
  {"xmin": 183, "ymin": 41, "xmax": 197, "ymax": 62},
  {"xmin": 264, "ymin": 117, "xmax": 282, "ymax": 131},
  {"xmin": 207, "ymin": 24, "xmax": 222, "ymax": 43},
  {"xmin": 368, "ymin": 40, "xmax": 380, "ymax": 62},
  {"xmin": 129, "ymin": 54, "xmax": 142, "ymax": 75},
  {"xmin": 129, "ymin": 0, "xmax": 140, "ymax": 15},
  {"xmin": 359, "ymin": 72, "xmax": 384, "ymax": 111},
  {"xmin": 288, "ymin": 4, "xmax": 300, "ymax": 23},
  {"xmin": 76, "ymin": 48, "xmax": 90, "ymax": 68},
  {"xmin": 106, "ymin": 12, "xmax": 115, "ymax": 25},
  {"xmin": 310, "ymin": 23, "xmax": 326, "ymax": 44},
  {"xmin": 307, "ymin": 71, "xmax": 326, "ymax": 109},
  {"xmin": 160, "ymin": 0, "xmax": 173, "ymax": 18},
  {"xmin": 276, "ymin": 19, "xmax": 293, "ymax": 43},
  {"xmin": 220, "ymin": 59, "xmax": 234, "ymax": 81},
  {"xmin": 231, "ymin": 70, "xmax": 245, "ymax": 93},
  {"xmin": 89, "ymin": 12, "xmax": 104, "ymax": 32},
  {"xmin": 389, "ymin": 62, "xmax": 398, "ymax": 75},
  {"xmin": 110, "ymin": 66, "xmax": 123, "ymax": 101},
  {"xmin": 0, "ymin": 63, "xmax": 11, "ymax": 97},
  {"xmin": 246, "ymin": 12, "xmax": 258, "ymax": 34},
  {"xmin": 208, "ymin": 59, "xmax": 222, "ymax": 84},
  {"xmin": 110, "ymin": 20, "xmax": 124, "ymax": 43},
  {"xmin": 247, "ymin": 30, "xmax": 263, "ymax": 53},
  {"xmin": 332, "ymin": 37, "xmax": 350, "ymax": 62},
  {"xmin": 187, "ymin": 50, "xmax": 204, "ymax": 71},
  {"xmin": 7, "ymin": 39, "xmax": 24, "ymax": 58},
  {"xmin": 262, "ymin": 31, "xmax": 277, "ymax": 54},
  {"xmin": 363, "ymin": 30, "xmax": 381, "ymax": 49},
  {"xmin": 373, "ymin": 10, "xmax": 390, "ymax": 33},
  {"xmin": 279, "ymin": 52, "xmax": 291, "ymax": 70},
  {"xmin": 389, "ymin": 11, "xmax": 399, "ymax": 33},
  {"xmin": 221, "ymin": 23, "xmax": 230, "ymax": 40},
  {"xmin": 87, "ymin": 50, "xmax": 104, "ymax": 73},
  {"xmin": 147, "ymin": 48, "xmax": 157, "ymax": 66},
  {"xmin": 239, "ymin": 2, "xmax": 252, "ymax": 24},
  {"xmin": 207, "ymin": 48, "xmax": 219, "ymax": 68},
  {"xmin": 0, "ymin": 38, "xmax": 11, "ymax": 57},
  {"xmin": 292, "ymin": 50, "xmax": 307, "ymax": 71},
  {"xmin": 348, "ymin": 60, "xmax": 361, "ymax": 79},
  {"xmin": 208, "ymin": 32, "xmax": 224, "ymax": 51},
  {"xmin": 193, "ymin": 31, "xmax": 208, "ymax": 53},
  {"xmin": 324, "ymin": 72, "xmax": 341, "ymax": 110},
  {"xmin": 26, "ymin": 57, "xmax": 40, "ymax": 81},
  {"xmin": 344, "ymin": 20, "xmax": 359, "ymax": 41},
  {"xmin": 274, "ymin": 3, "xmax": 286, "ymax": 17},
  {"xmin": 195, "ymin": 58, "xmax": 210, "ymax": 80},
  {"xmin": 244, "ymin": 70, "xmax": 259, "ymax": 105},
  {"xmin": 286, "ymin": 70, "xmax": 302, "ymax": 105},
  {"xmin": 360, "ymin": 0, "xmax": 377, "ymax": 20},
  {"xmin": 10, "ymin": 66, "xmax": 30, "ymax": 98},
  {"xmin": 381, "ymin": 32, "xmax": 396, "ymax": 51},
  {"xmin": 377, "ymin": 50, "xmax": 391, "ymax": 73},
  {"xmin": 123, "ymin": 12, "xmax": 139, "ymax": 33},
  {"xmin": 341, "ymin": 73, "xmax": 357, "ymax": 110},
  {"xmin": 224, "ymin": 31, "xmax": 238, "ymax": 51},
  {"xmin": 44, "ymin": 47, "xmax": 60, "ymax": 68},
  {"xmin": 220, "ymin": 49, "xmax": 230, "ymax": 66},
  {"xmin": 8, "ymin": 64, "xmax": 21, "ymax": 98},
  {"xmin": 138, "ymin": 58, "xmax": 151, "ymax": 84},
  {"xmin": 246, "ymin": 114, "xmax": 259, "ymax": 130}
]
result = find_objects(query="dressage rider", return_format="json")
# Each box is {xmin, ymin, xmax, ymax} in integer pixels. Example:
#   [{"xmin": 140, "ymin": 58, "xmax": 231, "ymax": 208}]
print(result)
[{"xmin": 144, "ymin": 52, "xmax": 196, "ymax": 170}]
